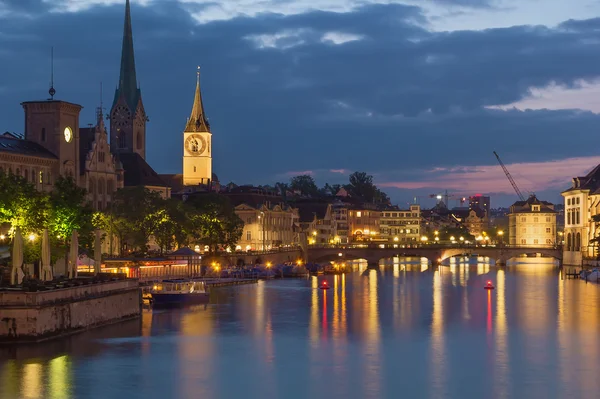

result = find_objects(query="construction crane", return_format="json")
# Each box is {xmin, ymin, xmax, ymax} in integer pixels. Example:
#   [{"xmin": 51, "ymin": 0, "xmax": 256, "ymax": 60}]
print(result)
[
  {"xmin": 493, "ymin": 151, "xmax": 525, "ymax": 201},
  {"xmin": 429, "ymin": 191, "xmax": 467, "ymax": 207}
]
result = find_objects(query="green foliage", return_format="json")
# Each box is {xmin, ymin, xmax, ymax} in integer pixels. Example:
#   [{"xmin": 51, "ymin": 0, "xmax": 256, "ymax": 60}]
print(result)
[
  {"xmin": 0, "ymin": 171, "xmax": 48, "ymax": 235},
  {"xmin": 153, "ymin": 199, "xmax": 190, "ymax": 254},
  {"xmin": 290, "ymin": 175, "xmax": 319, "ymax": 197},
  {"xmin": 186, "ymin": 193, "xmax": 243, "ymax": 253}
]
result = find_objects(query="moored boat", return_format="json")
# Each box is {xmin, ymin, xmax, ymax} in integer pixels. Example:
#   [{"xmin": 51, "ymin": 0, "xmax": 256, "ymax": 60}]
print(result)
[{"xmin": 150, "ymin": 279, "xmax": 209, "ymax": 307}]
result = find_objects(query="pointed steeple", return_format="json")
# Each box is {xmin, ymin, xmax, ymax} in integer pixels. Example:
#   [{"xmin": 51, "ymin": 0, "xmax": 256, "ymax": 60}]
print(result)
[
  {"xmin": 114, "ymin": 0, "xmax": 140, "ymax": 110},
  {"xmin": 185, "ymin": 66, "xmax": 211, "ymax": 133}
]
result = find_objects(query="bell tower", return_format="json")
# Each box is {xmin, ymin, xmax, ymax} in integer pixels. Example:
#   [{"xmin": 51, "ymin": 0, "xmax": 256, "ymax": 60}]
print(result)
[
  {"xmin": 110, "ymin": 0, "xmax": 147, "ymax": 159},
  {"xmin": 183, "ymin": 67, "xmax": 212, "ymax": 186}
]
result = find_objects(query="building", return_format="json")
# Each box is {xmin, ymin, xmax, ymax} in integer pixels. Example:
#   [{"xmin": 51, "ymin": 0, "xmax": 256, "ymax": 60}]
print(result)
[
  {"xmin": 331, "ymin": 200, "xmax": 349, "ymax": 244},
  {"xmin": 508, "ymin": 195, "xmax": 556, "ymax": 248},
  {"xmin": 225, "ymin": 186, "xmax": 299, "ymax": 251},
  {"xmin": 348, "ymin": 207, "xmax": 380, "ymax": 242},
  {"xmin": 380, "ymin": 205, "xmax": 421, "ymax": 243},
  {"xmin": 464, "ymin": 208, "xmax": 489, "ymax": 237},
  {"xmin": 295, "ymin": 201, "xmax": 337, "ymax": 245},
  {"xmin": 469, "ymin": 195, "xmax": 490, "ymax": 216},
  {"xmin": 561, "ymin": 165, "xmax": 600, "ymax": 265},
  {"xmin": 109, "ymin": 0, "xmax": 170, "ymax": 198},
  {"xmin": 183, "ymin": 68, "xmax": 212, "ymax": 186}
]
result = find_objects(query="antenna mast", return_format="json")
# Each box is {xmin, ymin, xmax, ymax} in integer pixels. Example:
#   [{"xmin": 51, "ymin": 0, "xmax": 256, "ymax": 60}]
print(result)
[{"xmin": 49, "ymin": 47, "xmax": 56, "ymax": 100}]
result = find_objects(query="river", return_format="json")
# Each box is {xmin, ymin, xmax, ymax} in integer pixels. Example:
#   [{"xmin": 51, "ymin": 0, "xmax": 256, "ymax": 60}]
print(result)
[{"xmin": 1, "ymin": 258, "xmax": 599, "ymax": 399}]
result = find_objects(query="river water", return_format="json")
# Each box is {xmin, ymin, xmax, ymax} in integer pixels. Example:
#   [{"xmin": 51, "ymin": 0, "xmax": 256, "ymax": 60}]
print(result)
[{"xmin": 1, "ymin": 258, "xmax": 600, "ymax": 399}]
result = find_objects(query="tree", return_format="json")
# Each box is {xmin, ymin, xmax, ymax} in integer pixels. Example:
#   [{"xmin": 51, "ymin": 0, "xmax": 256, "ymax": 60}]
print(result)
[
  {"xmin": 345, "ymin": 171, "xmax": 390, "ymax": 204},
  {"xmin": 320, "ymin": 183, "xmax": 341, "ymax": 197},
  {"xmin": 153, "ymin": 198, "xmax": 190, "ymax": 254},
  {"xmin": 186, "ymin": 193, "xmax": 243, "ymax": 253},
  {"xmin": 109, "ymin": 187, "xmax": 163, "ymax": 255},
  {"xmin": 290, "ymin": 175, "xmax": 319, "ymax": 197},
  {"xmin": 49, "ymin": 177, "xmax": 95, "ymax": 255}
]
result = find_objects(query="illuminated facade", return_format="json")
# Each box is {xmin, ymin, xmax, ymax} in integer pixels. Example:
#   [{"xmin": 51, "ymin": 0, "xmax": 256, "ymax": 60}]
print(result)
[
  {"xmin": 508, "ymin": 195, "xmax": 556, "ymax": 248},
  {"xmin": 561, "ymin": 165, "xmax": 600, "ymax": 264},
  {"xmin": 182, "ymin": 68, "xmax": 212, "ymax": 186},
  {"xmin": 297, "ymin": 203, "xmax": 337, "ymax": 245},
  {"xmin": 348, "ymin": 207, "xmax": 380, "ymax": 242},
  {"xmin": 380, "ymin": 205, "xmax": 421, "ymax": 242},
  {"xmin": 464, "ymin": 208, "xmax": 489, "ymax": 237},
  {"xmin": 235, "ymin": 203, "xmax": 298, "ymax": 251}
]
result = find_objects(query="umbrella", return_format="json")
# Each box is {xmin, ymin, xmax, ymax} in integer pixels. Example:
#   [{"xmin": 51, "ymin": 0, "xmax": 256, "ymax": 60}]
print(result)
[
  {"xmin": 94, "ymin": 229, "xmax": 102, "ymax": 274},
  {"xmin": 68, "ymin": 230, "xmax": 79, "ymax": 279},
  {"xmin": 10, "ymin": 227, "xmax": 23, "ymax": 285},
  {"xmin": 41, "ymin": 229, "xmax": 53, "ymax": 281}
]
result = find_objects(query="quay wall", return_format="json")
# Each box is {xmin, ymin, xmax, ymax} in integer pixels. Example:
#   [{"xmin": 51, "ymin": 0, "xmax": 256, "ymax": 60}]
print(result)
[
  {"xmin": 213, "ymin": 249, "xmax": 303, "ymax": 266},
  {"xmin": 0, "ymin": 280, "xmax": 141, "ymax": 343}
]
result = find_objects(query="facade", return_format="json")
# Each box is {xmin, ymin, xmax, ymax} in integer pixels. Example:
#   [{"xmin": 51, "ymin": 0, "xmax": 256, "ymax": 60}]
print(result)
[
  {"xmin": 331, "ymin": 201, "xmax": 349, "ymax": 244},
  {"xmin": 380, "ymin": 205, "xmax": 421, "ymax": 243},
  {"xmin": 508, "ymin": 195, "xmax": 556, "ymax": 248},
  {"xmin": 469, "ymin": 195, "xmax": 490, "ymax": 216},
  {"xmin": 296, "ymin": 202, "xmax": 337, "ymax": 245},
  {"xmin": 348, "ymin": 207, "xmax": 380, "ymax": 242},
  {"xmin": 183, "ymin": 68, "xmax": 212, "ymax": 186},
  {"xmin": 561, "ymin": 165, "xmax": 600, "ymax": 265},
  {"xmin": 79, "ymin": 109, "xmax": 124, "ymax": 210},
  {"xmin": 464, "ymin": 208, "xmax": 489, "ymax": 237},
  {"xmin": 225, "ymin": 186, "xmax": 299, "ymax": 251}
]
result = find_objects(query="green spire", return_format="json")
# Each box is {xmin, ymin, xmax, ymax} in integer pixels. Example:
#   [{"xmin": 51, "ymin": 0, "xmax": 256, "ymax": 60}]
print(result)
[{"xmin": 114, "ymin": 0, "xmax": 139, "ymax": 110}]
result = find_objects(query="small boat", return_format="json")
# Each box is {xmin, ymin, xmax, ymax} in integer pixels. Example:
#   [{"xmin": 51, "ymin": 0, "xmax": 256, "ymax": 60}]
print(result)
[
  {"xmin": 319, "ymin": 280, "xmax": 330, "ymax": 290},
  {"xmin": 150, "ymin": 279, "xmax": 209, "ymax": 307},
  {"xmin": 484, "ymin": 280, "xmax": 495, "ymax": 290},
  {"xmin": 582, "ymin": 268, "xmax": 600, "ymax": 281}
]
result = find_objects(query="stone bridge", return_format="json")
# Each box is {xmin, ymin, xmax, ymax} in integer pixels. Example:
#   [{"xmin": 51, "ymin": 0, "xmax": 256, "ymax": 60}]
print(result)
[{"xmin": 307, "ymin": 244, "xmax": 562, "ymax": 266}]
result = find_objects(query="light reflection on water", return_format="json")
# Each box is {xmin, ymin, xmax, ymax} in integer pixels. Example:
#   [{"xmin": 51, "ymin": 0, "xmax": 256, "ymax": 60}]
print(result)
[{"xmin": 2, "ymin": 258, "xmax": 600, "ymax": 398}]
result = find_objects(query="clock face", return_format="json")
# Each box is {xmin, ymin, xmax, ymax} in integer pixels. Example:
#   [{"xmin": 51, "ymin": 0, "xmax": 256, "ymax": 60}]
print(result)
[
  {"xmin": 64, "ymin": 127, "xmax": 73, "ymax": 143},
  {"xmin": 185, "ymin": 134, "xmax": 206, "ymax": 156},
  {"xmin": 111, "ymin": 105, "xmax": 131, "ymax": 127}
]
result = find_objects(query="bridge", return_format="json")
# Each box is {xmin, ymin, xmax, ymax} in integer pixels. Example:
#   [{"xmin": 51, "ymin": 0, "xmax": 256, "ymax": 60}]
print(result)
[{"xmin": 306, "ymin": 244, "xmax": 562, "ymax": 266}]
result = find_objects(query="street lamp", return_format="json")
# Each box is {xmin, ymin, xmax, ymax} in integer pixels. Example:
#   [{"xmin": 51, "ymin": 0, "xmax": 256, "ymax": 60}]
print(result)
[
  {"xmin": 28, "ymin": 234, "xmax": 35, "ymax": 242},
  {"xmin": 497, "ymin": 230, "xmax": 504, "ymax": 247}
]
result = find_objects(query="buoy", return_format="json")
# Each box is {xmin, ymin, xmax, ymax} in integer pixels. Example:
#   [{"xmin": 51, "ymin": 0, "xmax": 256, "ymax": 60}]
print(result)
[
  {"xmin": 319, "ymin": 281, "xmax": 330, "ymax": 290},
  {"xmin": 484, "ymin": 280, "xmax": 495, "ymax": 290}
]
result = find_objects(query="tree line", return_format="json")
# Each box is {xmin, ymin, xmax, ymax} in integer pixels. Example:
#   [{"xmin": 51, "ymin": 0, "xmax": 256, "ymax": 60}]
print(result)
[
  {"xmin": 0, "ymin": 172, "xmax": 243, "ymax": 262},
  {"xmin": 275, "ymin": 171, "xmax": 391, "ymax": 204}
]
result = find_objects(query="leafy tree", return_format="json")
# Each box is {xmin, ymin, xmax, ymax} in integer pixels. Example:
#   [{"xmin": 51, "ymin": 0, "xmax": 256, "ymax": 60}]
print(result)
[
  {"xmin": 0, "ymin": 171, "xmax": 48, "ymax": 235},
  {"xmin": 153, "ymin": 199, "xmax": 190, "ymax": 254},
  {"xmin": 49, "ymin": 177, "xmax": 95, "ymax": 256},
  {"xmin": 320, "ymin": 183, "xmax": 341, "ymax": 197},
  {"xmin": 186, "ymin": 193, "xmax": 243, "ymax": 253},
  {"xmin": 290, "ymin": 175, "xmax": 319, "ymax": 197}
]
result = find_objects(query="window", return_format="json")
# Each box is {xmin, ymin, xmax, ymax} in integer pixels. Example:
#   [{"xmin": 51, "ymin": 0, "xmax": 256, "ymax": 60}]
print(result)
[
  {"xmin": 118, "ymin": 131, "xmax": 126, "ymax": 148},
  {"xmin": 546, "ymin": 239, "xmax": 552, "ymax": 244},
  {"xmin": 546, "ymin": 217, "xmax": 551, "ymax": 222},
  {"xmin": 521, "ymin": 217, "xmax": 526, "ymax": 222},
  {"xmin": 534, "ymin": 239, "xmax": 539, "ymax": 244},
  {"xmin": 246, "ymin": 217, "xmax": 252, "ymax": 224},
  {"xmin": 357, "ymin": 211, "xmax": 362, "ymax": 217},
  {"xmin": 576, "ymin": 210, "xmax": 580, "ymax": 225},
  {"xmin": 577, "ymin": 198, "xmax": 580, "ymax": 205},
  {"xmin": 532, "ymin": 205, "xmax": 540, "ymax": 211},
  {"xmin": 521, "ymin": 239, "xmax": 526, "ymax": 244},
  {"xmin": 567, "ymin": 199, "xmax": 571, "ymax": 205},
  {"xmin": 567, "ymin": 212, "xmax": 571, "ymax": 225},
  {"xmin": 41, "ymin": 128, "xmax": 46, "ymax": 141},
  {"xmin": 246, "ymin": 231, "xmax": 251, "ymax": 240},
  {"xmin": 534, "ymin": 217, "xmax": 538, "ymax": 223},
  {"xmin": 193, "ymin": 166, "xmax": 196, "ymax": 172},
  {"xmin": 39, "ymin": 170, "xmax": 43, "ymax": 184},
  {"xmin": 522, "ymin": 228, "xmax": 526, "ymax": 234},
  {"xmin": 546, "ymin": 228, "xmax": 551, "ymax": 233}
]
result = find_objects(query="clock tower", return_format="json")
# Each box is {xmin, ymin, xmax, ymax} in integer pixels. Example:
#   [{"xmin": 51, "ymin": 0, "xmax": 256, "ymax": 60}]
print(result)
[
  {"xmin": 110, "ymin": 0, "xmax": 147, "ymax": 159},
  {"xmin": 183, "ymin": 67, "xmax": 212, "ymax": 186}
]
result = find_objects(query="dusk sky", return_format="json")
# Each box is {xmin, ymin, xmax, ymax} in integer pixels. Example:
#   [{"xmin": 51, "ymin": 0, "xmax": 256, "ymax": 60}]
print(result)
[{"xmin": 2, "ymin": 0, "xmax": 600, "ymax": 207}]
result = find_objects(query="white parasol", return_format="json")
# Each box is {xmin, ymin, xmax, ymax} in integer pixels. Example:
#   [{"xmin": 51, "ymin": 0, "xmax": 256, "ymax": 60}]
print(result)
[
  {"xmin": 41, "ymin": 229, "xmax": 53, "ymax": 281},
  {"xmin": 10, "ymin": 227, "xmax": 23, "ymax": 285}
]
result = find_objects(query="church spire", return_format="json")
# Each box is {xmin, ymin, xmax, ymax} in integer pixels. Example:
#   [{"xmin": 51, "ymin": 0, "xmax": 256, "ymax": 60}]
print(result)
[
  {"xmin": 114, "ymin": 0, "xmax": 139, "ymax": 110},
  {"xmin": 185, "ymin": 66, "xmax": 211, "ymax": 133}
]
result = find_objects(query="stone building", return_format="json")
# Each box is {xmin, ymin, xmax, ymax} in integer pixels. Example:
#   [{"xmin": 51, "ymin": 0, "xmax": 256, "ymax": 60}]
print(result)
[
  {"xmin": 561, "ymin": 164, "xmax": 600, "ymax": 265},
  {"xmin": 348, "ymin": 206, "xmax": 381, "ymax": 242},
  {"xmin": 508, "ymin": 195, "xmax": 556, "ymax": 248},
  {"xmin": 380, "ymin": 205, "xmax": 421, "ymax": 243},
  {"xmin": 295, "ymin": 201, "xmax": 337, "ymax": 245}
]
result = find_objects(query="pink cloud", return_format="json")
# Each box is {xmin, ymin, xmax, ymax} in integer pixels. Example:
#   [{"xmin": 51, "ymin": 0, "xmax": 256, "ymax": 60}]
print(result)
[
  {"xmin": 379, "ymin": 156, "xmax": 600, "ymax": 195},
  {"xmin": 329, "ymin": 169, "xmax": 348, "ymax": 174}
]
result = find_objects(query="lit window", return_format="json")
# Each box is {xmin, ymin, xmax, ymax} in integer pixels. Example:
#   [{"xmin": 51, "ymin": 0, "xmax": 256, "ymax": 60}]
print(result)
[
  {"xmin": 39, "ymin": 170, "xmax": 43, "ymax": 184},
  {"xmin": 357, "ymin": 211, "xmax": 362, "ymax": 217}
]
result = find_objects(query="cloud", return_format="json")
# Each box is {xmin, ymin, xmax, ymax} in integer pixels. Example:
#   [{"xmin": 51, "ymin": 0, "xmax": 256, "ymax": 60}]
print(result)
[{"xmin": 378, "ymin": 156, "xmax": 600, "ymax": 195}]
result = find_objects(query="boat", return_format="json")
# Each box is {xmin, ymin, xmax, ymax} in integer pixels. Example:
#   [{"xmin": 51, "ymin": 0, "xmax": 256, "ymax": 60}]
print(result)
[
  {"xmin": 150, "ymin": 279, "xmax": 209, "ymax": 307},
  {"xmin": 319, "ymin": 280, "xmax": 330, "ymax": 290},
  {"xmin": 581, "ymin": 268, "xmax": 600, "ymax": 281},
  {"xmin": 484, "ymin": 280, "xmax": 495, "ymax": 290}
]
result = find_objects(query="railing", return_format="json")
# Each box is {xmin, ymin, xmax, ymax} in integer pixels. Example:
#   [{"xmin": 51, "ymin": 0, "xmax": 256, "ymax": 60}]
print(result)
[{"xmin": 308, "ymin": 243, "xmax": 561, "ymax": 250}]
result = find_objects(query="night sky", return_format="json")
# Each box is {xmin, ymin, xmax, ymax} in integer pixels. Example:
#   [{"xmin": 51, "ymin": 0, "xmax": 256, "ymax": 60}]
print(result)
[{"xmin": 1, "ymin": 0, "xmax": 600, "ymax": 207}]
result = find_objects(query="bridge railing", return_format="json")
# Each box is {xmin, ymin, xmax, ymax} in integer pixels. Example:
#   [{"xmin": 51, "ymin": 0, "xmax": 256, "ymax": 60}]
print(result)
[{"xmin": 308, "ymin": 243, "xmax": 561, "ymax": 251}]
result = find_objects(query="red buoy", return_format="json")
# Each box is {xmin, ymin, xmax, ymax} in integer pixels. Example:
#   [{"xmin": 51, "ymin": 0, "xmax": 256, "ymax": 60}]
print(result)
[
  {"xmin": 320, "ymin": 281, "xmax": 330, "ymax": 290},
  {"xmin": 484, "ymin": 280, "xmax": 495, "ymax": 290}
]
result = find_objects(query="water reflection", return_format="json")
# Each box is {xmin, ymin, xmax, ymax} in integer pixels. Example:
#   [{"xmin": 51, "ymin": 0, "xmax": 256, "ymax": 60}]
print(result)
[{"xmin": 2, "ymin": 259, "xmax": 600, "ymax": 398}]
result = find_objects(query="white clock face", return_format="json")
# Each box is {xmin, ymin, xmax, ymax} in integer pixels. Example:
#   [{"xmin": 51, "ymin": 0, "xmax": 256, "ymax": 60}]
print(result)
[{"xmin": 64, "ymin": 127, "xmax": 73, "ymax": 143}]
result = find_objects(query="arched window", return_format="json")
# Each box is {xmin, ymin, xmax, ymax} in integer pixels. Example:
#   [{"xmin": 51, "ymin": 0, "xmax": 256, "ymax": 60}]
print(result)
[
  {"xmin": 567, "ymin": 211, "xmax": 571, "ymax": 225},
  {"xmin": 118, "ymin": 131, "xmax": 126, "ymax": 149},
  {"xmin": 576, "ymin": 232, "xmax": 581, "ymax": 252},
  {"xmin": 576, "ymin": 210, "xmax": 581, "ymax": 225},
  {"xmin": 567, "ymin": 233, "xmax": 572, "ymax": 251},
  {"xmin": 136, "ymin": 132, "xmax": 142, "ymax": 150}
]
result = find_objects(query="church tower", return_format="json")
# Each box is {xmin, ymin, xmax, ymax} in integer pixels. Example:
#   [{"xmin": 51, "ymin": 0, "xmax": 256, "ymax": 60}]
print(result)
[
  {"xmin": 110, "ymin": 0, "xmax": 147, "ymax": 159},
  {"xmin": 183, "ymin": 67, "xmax": 212, "ymax": 186}
]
